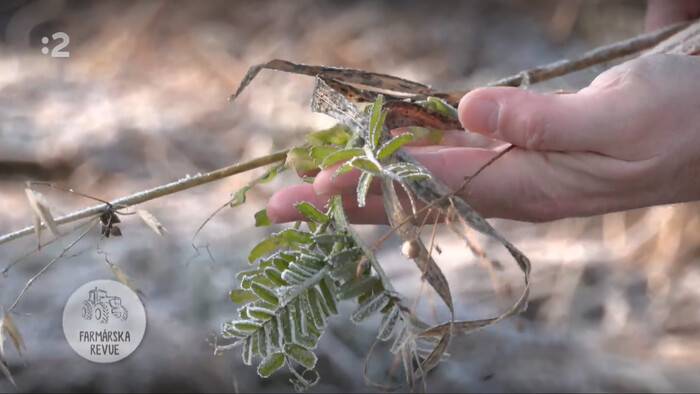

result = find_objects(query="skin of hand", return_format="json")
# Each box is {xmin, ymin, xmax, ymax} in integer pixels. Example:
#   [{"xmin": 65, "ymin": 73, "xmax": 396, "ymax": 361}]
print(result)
[
  {"xmin": 645, "ymin": 0, "xmax": 700, "ymax": 31},
  {"xmin": 266, "ymin": 54, "xmax": 700, "ymax": 224}
]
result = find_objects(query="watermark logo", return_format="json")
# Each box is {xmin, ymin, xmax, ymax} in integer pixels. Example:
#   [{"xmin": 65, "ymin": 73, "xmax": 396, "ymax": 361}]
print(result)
[{"xmin": 63, "ymin": 280, "xmax": 146, "ymax": 363}]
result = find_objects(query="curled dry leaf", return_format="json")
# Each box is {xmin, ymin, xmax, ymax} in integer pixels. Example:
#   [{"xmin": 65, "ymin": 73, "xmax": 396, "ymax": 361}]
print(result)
[
  {"xmin": 1, "ymin": 311, "xmax": 25, "ymax": 387},
  {"xmin": 24, "ymin": 188, "xmax": 60, "ymax": 246},
  {"xmin": 136, "ymin": 209, "xmax": 166, "ymax": 236}
]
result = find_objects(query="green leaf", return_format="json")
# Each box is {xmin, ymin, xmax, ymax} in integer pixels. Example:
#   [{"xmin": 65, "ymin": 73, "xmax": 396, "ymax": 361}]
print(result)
[
  {"xmin": 242, "ymin": 335, "xmax": 254, "ymax": 365},
  {"xmin": 385, "ymin": 162, "xmax": 431, "ymax": 180},
  {"xmin": 281, "ymin": 309, "xmax": 293, "ymax": 344},
  {"xmin": 232, "ymin": 320, "xmax": 262, "ymax": 333},
  {"xmin": 305, "ymin": 124, "xmax": 352, "ymax": 146},
  {"xmin": 236, "ymin": 268, "xmax": 260, "ymax": 282},
  {"xmin": 264, "ymin": 267, "xmax": 288, "ymax": 286},
  {"xmin": 254, "ymin": 209, "xmax": 271, "ymax": 227},
  {"xmin": 272, "ymin": 315, "xmax": 284, "ymax": 348},
  {"xmin": 306, "ymin": 288, "xmax": 325, "ymax": 329},
  {"xmin": 231, "ymin": 164, "xmax": 286, "ymax": 207},
  {"xmin": 309, "ymin": 146, "xmax": 340, "ymax": 163},
  {"xmin": 408, "ymin": 126, "xmax": 443, "ymax": 145},
  {"xmin": 419, "ymin": 96, "xmax": 459, "ymax": 119},
  {"xmin": 229, "ymin": 289, "xmax": 258, "ymax": 304},
  {"xmin": 222, "ymin": 321, "xmax": 249, "ymax": 338},
  {"xmin": 251, "ymin": 282, "xmax": 279, "ymax": 305},
  {"xmin": 320, "ymin": 148, "xmax": 365, "ymax": 168},
  {"xmin": 285, "ymin": 147, "xmax": 317, "ymax": 171},
  {"xmin": 247, "ymin": 305, "xmax": 276, "ymax": 320},
  {"xmin": 290, "ymin": 298, "xmax": 308, "ymax": 337},
  {"xmin": 377, "ymin": 306, "xmax": 401, "ymax": 341},
  {"xmin": 331, "ymin": 161, "xmax": 355, "ymax": 179},
  {"xmin": 259, "ymin": 323, "xmax": 271, "ymax": 358},
  {"xmin": 318, "ymin": 277, "xmax": 338, "ymax": 315},
  {"xmin": 349, "ymin": 157, "xmax": 380, "ymax": 175},
  {"xmin": 327, "ymin": 247, "xmax": 362, "ymax": 267},
  {"xmin": 248, "ymin": 229, "xmax": 313, "ymax": 262},
  {"xmin": 257, "ymin": 352, "xmax": 285, "ymax": 378},
  {"xmin": 313, "ymin": 234, "xmax": 349, "ymax": 245},
  {"xmin": 356, "ymin": 172, "xmax": 373, "ymax": 208},
  {"xmin": 337, "ymin": 277, "xmax": 380, "ymax": 300},
  {"xmin": 284, "ymin": 343, "xmax": 317, "ymax": 369},
  {"xmin": 368, "ymin": 95, "xmax": 385, "ymax": 149},
  {"xmin": 293, "ymin": 202, "xmax": 329, "ymax": 224},
  {"xmin": 281, "ymin": 269, "xmax": 307, "ymax": 285},
  {"xmin": 377, "ymin": 133, "xmax": 414, "ymax": 159},
  {"xmin": 351, "ymin": 292, "xmax": 390, "ymax": 323}
]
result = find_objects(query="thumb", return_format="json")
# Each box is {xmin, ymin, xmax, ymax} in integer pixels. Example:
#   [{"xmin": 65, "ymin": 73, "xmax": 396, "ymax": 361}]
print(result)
[{"xmin": 457, "ymin": 86, "xmax": 624, "ymax": 152}]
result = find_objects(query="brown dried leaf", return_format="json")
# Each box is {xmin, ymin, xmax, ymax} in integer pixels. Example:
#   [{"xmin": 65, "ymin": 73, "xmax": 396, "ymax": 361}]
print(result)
[
  {"xmin": 25, "ymin": 188, "xmax": 60, "ymax": 242},
  {"xmin": 0, "ymin": 311, "xmax": 25, "ymax": 388},
  {"xmin": 230, "ymin": 59, "xmax": 437, "ymax": 102},
  {"xmin": 136, "ymin": 209, "xmax": 166, "ymax": 236},
  {"xmin": 0, "ymin": 312, "xmax": 25, "ymax": 357},
  {"xmin": 104, "ymin": 260, "xmax": 141, "ymax": 299}
]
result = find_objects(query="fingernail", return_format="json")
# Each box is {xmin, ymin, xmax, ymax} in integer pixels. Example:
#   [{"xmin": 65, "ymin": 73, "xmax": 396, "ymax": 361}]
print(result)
[{"xmin": 462, "ymin": 97, "xmax": 499, "ymax": 134}]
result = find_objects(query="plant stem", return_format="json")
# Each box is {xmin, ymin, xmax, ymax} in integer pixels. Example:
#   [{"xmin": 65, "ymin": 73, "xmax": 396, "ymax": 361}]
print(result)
[
  {"xmin": 0, "ymin": 149, "xmax": 289, "ymax": 246},
  {"xmin": 437, "ymin": 21, "xmax": 689, "ymax": 104}
]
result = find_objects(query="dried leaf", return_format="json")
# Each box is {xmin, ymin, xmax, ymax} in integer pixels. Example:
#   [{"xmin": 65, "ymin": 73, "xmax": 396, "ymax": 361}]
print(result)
[
  {"xmin": 230, "ymin": 59, "xmax": 436, "ymax": 103},
  {"xmin": 136, "ymin": 209, "xmax": 166, "ymax": 236},
  {"xmin": 0, "ymin": 311, "xmax": 25, "ymax": 357},
  {"xmin": 285, "ymin": 147, "xmax": 317, "ymax": 171},
  {"xmin": 25, "ymin": 188, "xmax": 60, "ymax": 241}
]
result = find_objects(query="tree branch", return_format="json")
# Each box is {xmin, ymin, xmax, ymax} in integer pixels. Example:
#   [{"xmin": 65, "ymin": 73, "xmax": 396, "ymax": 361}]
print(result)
[
  {"xmin": 0, "ymin": 149, "xmax": 289, "ymax": 246},
  {"xmin": 437, "ymin": 21, "xmax": 689, "ymax": 104}
]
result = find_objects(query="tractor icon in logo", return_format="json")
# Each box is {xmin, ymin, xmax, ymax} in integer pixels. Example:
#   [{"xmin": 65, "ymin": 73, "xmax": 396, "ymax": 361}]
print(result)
[{"xmin": 81, "ymin": 287, "xmax": 128, "ymax": 324}]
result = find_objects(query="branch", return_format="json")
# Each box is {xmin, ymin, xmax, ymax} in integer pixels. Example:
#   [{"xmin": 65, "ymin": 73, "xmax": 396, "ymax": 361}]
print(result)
[
  {"xmin": 0, "ymin": 149, "xmax": 289, "ymax": 246},
  {"xmin": 437, "ymin": 21, "xmax": 689, "ymax": 104}
]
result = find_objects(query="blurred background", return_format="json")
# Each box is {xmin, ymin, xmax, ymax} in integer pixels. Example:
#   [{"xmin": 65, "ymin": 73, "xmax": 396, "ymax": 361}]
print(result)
[{"xmin": 0, "ymin": 0, "xmax": 699, "ymax": 392}]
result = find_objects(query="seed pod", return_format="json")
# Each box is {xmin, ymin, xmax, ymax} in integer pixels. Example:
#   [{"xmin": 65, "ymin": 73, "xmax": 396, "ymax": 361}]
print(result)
[{"xmin": 401, "ymin": 240, "xmax": 420, "ymax": 259}]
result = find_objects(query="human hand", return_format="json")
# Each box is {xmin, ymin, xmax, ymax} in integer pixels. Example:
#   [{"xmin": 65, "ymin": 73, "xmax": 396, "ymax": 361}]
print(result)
[
  {"xmin": 267, "ymin": 54, "xmax": 700, "ymax": 224},
  {"xmin": 646, "ymin": 0, "xmax": 700, "ymax": 31}
]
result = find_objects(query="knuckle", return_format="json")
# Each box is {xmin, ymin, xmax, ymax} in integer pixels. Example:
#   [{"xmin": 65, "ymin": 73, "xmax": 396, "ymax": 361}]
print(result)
[{"xmin": 521, "ymin": 112, "xmax": 549, "ymax": 150}]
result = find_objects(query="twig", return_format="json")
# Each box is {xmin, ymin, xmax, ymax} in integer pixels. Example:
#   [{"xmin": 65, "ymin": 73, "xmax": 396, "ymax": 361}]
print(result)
[
  {"xmin": 0, "ymin": 149, "xmax": 289, "ymax": 247},
  {"xmin": 437, "ymin": 21, "xmax": 689, "ymax": 104}
]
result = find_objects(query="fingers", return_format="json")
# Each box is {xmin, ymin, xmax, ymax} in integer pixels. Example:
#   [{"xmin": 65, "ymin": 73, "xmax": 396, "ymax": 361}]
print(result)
[
  {"xmin": 307, "ymin": 146, "xmax": 571, "ymax": 222},
  {"xmin": 266, "ymin": 183, "xmax": 389, "ymax": 224},
  {"xmin": 391, "ymin": 128, "xmax": 497, "ymax": 148},
  {"xmin": 457, "ymin": 86, "xmax": 626, "ymax": 153}
]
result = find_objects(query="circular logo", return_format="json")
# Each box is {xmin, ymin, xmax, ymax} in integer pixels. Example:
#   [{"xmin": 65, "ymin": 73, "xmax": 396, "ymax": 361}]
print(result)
[{"xmin": 62, "ymin": 280, "xmax": 146, "ymax": 363}]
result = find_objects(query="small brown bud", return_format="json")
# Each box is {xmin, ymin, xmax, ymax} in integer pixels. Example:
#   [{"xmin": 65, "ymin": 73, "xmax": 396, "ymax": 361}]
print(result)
[{"xmin": 401, "ymin": 240, "xmax": 420, "ymax": 259}]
